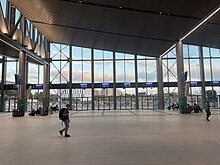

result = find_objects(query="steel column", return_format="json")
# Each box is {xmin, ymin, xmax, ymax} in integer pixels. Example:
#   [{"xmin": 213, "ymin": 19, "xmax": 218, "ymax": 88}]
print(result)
[
  {"xmin": 113, "ymin": 52, "xmax": 117, "ymax": 110},
  {"xmin": 176, "ymin": 41, "xmax": 186, "ymax": 113},
  {"xmin": 43, "ymin": 40, "xmax": 50, "ymax": 108},
  {"xmin": 69, "ymin": 45, "xmax": 73, "ymax": 110},
  {"xmin": 0, "ymin": 56, "xmax": 6, "ymax": 112},
  {"xmin": 18, "ymin": 51, "xmax": 27, "ymax": 110},
  {"xmin": 91, "ymin": 49, "xmax": 95, "ymax": 110},
  {"xmin": 157, "ymin": 56, "xmax": 164, "ymax": 109},
  {"xmin": 199, "ymin": 46, "xmax": 206, "ymax": 108},
  {"xmin": 135, "ymin": 55, "xmax": 139, "ymax": 109}
]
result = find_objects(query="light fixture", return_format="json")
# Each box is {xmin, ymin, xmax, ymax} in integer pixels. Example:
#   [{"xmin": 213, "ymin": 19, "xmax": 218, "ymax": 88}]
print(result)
[
  {"xmin": 160, "ymin": 6, "xmax": 220, "ymax": 58},
  {"xmin": 160, "ymin": 44, "xmax": 175, "ymax": 57},
  {"xmin": 180, "ymin": 6, "xmax": 220, "ymax": 41}
]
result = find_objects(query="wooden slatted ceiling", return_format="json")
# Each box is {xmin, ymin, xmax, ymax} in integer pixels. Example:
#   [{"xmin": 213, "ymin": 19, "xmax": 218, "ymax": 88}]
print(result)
[{"xmin": 9, "ymin": 0, "xmax": 220, "ymax": 56}]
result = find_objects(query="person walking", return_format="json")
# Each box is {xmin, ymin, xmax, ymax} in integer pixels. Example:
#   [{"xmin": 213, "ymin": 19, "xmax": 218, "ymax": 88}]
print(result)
[
  {"xmin": 205, "ymin": 101, "xmax": 211, "ymax": 121},
  {"xmin": 59, "ymin": 104, "xmax": 71, "ymax": 137}
]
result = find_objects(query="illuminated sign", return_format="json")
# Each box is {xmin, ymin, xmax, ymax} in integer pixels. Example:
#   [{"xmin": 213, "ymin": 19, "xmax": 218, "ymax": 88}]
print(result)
[
  {"xmin": 102, "ymin": 83, "xmax": 109, "ymax": 88},
  {"xmin": 124, "ymin": 83, "xmax": 131, "ymax": 88},
  {"xmin": 190, "ymin": 82, "xmax": 197, "ymax": 87},
  {"xmin": 146, "ymin": 82, "xmax": 153, "ymax": 87},
  {"xmin": 212, "ymin": 81, "xmax": 220, "ymax": 86},
  {"xmin": 80, "ymin": 83, "xmax": 87, "ymax": 88},
  {"xmin": 34, "ymin": 84, "xmax": 43, "ymax": 89}
]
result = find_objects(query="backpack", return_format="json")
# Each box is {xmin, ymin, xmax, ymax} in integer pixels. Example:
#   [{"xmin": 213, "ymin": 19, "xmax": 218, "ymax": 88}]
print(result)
[{"xmin": 59, "ymin": 108, "xmax": 66, "ymax": 121}]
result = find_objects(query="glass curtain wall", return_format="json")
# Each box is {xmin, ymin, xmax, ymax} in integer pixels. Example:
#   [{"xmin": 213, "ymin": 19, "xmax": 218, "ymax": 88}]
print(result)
[
  {"xmin": 115, "ymin": 53, "xmax": 136, "ymax": 109},
  {"xmin": 50, "ymin": 43, "xmax": 159, "ymax": 110},
  {"xmin": 162, "ymin": 48, "xmax": 178, "ymax": 108},
  {"xmin": 94, "ymin": 50, "xmax": 113, "ymax": 110},
  {"xmin": 4, "ymin": 58, "xmax": 19, "ymax": 111},
  {"xmin": 72, "ymin": 46, "xmax": 91, "ymax": 110},
  {"xmin": 137, "ymin": 55, "xmax": 157, "ymax": 109},
  {"xmin": 163, "ymin": 44, "xmax": 220, "ymax": 109},
  {"xmin": 50, "ymin": 43, "xmax": 69, "ymax": 109},
  {"xmin": 203, "ymin": 47, "xmax": 220, "ymax": 108},
  {"xmin": 27, "ymin": 63, "xmax": 43, "ymax": 111}
]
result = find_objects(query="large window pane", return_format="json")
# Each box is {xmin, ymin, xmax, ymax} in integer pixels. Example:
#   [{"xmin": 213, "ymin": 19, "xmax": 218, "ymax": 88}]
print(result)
[
  {"xmin": 6, "ymin": 59, "xmax": 18, "ymax": 84},
  {"xmin": 115, "ymin": 52, "xmax": 124, "ymax": 59},
  {"xmin": 28, "ymin": 63, "xmax": 39, "ymax": 84},
  {"xmin": 83, "ymin": 48, "xmax": 91, "ymax": 59},
  {"xmin": 210, "ymin": 48, "xmax": 220, "ymax": 57},
  {"xmin": 116, "ymin": 61, "xmax": 125, "ymax": 82},
  {"xmin": 104, "ymin": 61, "xmax": 113, "ymax": 82},
  {"xmin": 94, "ymin": 61, "xmax": 103, "ymax": 83},
  {"xmin": 184, "ymin": 59, "xmax": 190, "ymax": 81},
  {"xmin": 167, "ymin": 60, "xmax": 177, "ymax": 82},
  {"xmin": 204, "ymin": 59, "xmax": 211, "ymax": 81},
  {"xmin": 146, "ymin": 60, "xmax": 156, "ymax": 82},
  {"xmin": 137, "ymin": 60, "xmax": 146, "ymax": 82},
  {"xmin": 125, "ymin": 60, "xmax": 135, "ymax": 82},
  {"xmin": 94, "ymin": 49, "xmax": 103, "ymax": 59},
  {"xmin": 188, "ymin": 45, "xmax": 199, "ymax": 58},
  {"xmin": 83, "ymin": 61, "xmax": 91, "ymax": 83},
  {"xmin": 189, "ymin": 59, "xmax": 200, "ymax": 81},
  {"xmin": 104, "ymin": 51, "xmax": 113, "ymax": 59},
  {"xmin": 203, "ymin": 47, "xmax": 210, "ymax": 58},
  {"xmin": 212, "ymin": 59, "xmax": 220, "ymax": 81},
  {"xmin": 73, "ymin": 46, "xmax": 82, "ymax": 60},
  {"xmin": 73, "ymin": 61, "xmax": 82, "ymax": 83},
  {"xmin": 183, "ymin": 45, "xmax": 188, "ymax": 58}
]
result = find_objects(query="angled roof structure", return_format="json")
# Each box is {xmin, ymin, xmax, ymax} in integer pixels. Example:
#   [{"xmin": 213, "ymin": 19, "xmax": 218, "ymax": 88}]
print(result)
[{"xmin": 9, "ymin": 0, "xmax": 220, "ymax": 57}]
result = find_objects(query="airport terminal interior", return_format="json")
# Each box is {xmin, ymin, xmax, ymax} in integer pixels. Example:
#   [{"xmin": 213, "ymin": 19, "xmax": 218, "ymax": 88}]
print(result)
[{"xmin": 1, "ymin": 0, "xmax": 220, "ymax": 164}]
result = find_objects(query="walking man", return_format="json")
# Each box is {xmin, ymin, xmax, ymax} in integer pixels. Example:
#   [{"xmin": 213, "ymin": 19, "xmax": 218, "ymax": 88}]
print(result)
[
  {"xmin": 59, "ymin": 104, "xmax": 71, "ymax": 137},
  {"xmin": 205, "ymin": 101, "xmax": 211, "ymax": 121}
]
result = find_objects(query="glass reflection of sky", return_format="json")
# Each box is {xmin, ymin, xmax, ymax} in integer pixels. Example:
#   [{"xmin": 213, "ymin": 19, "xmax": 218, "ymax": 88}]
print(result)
[{"xmin": 0, "ymin": 0, "xmax": 6, "ymax": 18}]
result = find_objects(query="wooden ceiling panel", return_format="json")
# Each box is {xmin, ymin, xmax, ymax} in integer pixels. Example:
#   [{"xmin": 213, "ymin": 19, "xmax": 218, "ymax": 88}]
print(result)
[{"xmin": 9, "ymin": 0, "xmax": 220, "ymax": 56}]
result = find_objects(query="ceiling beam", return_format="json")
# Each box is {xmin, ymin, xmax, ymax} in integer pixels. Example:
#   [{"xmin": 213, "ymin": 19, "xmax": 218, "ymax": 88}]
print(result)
[{"xmin": 0, "ymin": 31, "xmax": 49, "ymax": 65}]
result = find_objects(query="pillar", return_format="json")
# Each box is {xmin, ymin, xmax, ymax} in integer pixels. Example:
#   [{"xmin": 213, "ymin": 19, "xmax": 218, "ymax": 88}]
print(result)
[
  {"xmin": 43, "ymin": 64, "xmax": 49, "ymax": 108},
  {"xmin": 18, "ymin": 51, "xmax": 27, "ymax": 111},
  {"xmin": 135, "ymin": 55, "xmax": 139, "ymax": 109},
  {"xmin": 199, "ymin": 46, "xmax": 206, "ymax": 108},
  {"xmin": 91, "ymin": 49, "xmax": 95, "ymax": 110},
  {"xmin": 157, "ymin": 56, "xmax": 164, "ymax": 109},
  {"xmin": 176, "ymin": 41, "xmax": 187, "ymax": 113},
  {"xmin": 0, "ymin": 57, "xmax": 6, "ymax": 112},
  {"xmin": 69, "ymin": 46, "xmax": 73, "ymax": 110},
  {"xmin": 113, "ymin": 52, "xmax": 117, "ymax": 110},
  {"xmin": 43, "ymin": 41, "xmax": 50, "ymax": 109}
]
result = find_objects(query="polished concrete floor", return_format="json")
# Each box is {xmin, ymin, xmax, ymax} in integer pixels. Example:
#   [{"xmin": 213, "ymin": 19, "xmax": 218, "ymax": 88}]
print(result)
[{"xmin": 1, "ymin": 109, "xmax": 220, "ymax": 165}]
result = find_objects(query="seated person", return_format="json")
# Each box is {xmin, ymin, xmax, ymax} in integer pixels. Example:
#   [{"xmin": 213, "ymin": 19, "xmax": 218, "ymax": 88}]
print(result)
[
  {"xmin": 167, "ymin": 102, "xmax": 179, "ymax": 110},
  {"xmin": 28, "ymin": 109, "xmax": 36, "ymax": 116},
  {"xmin": 190, "ymin": 103, "xmax": 202, "ymax": 113},
  {"xmin": 51, "ymin": 105, "xmax": 59, "ymax": 112},
  {"xmin": 35, "ymin": 106, "xmax": 41, "ymax": 116},
  {"xmin": 175, "ymin": 103, "xmax": 179, "ymax": 110}
]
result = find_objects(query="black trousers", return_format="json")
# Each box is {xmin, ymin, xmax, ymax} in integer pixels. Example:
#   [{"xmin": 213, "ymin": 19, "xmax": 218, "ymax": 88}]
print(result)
[{"xmin": 205, "ymin": 110, "xmax": 211, "ymax": 119}]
